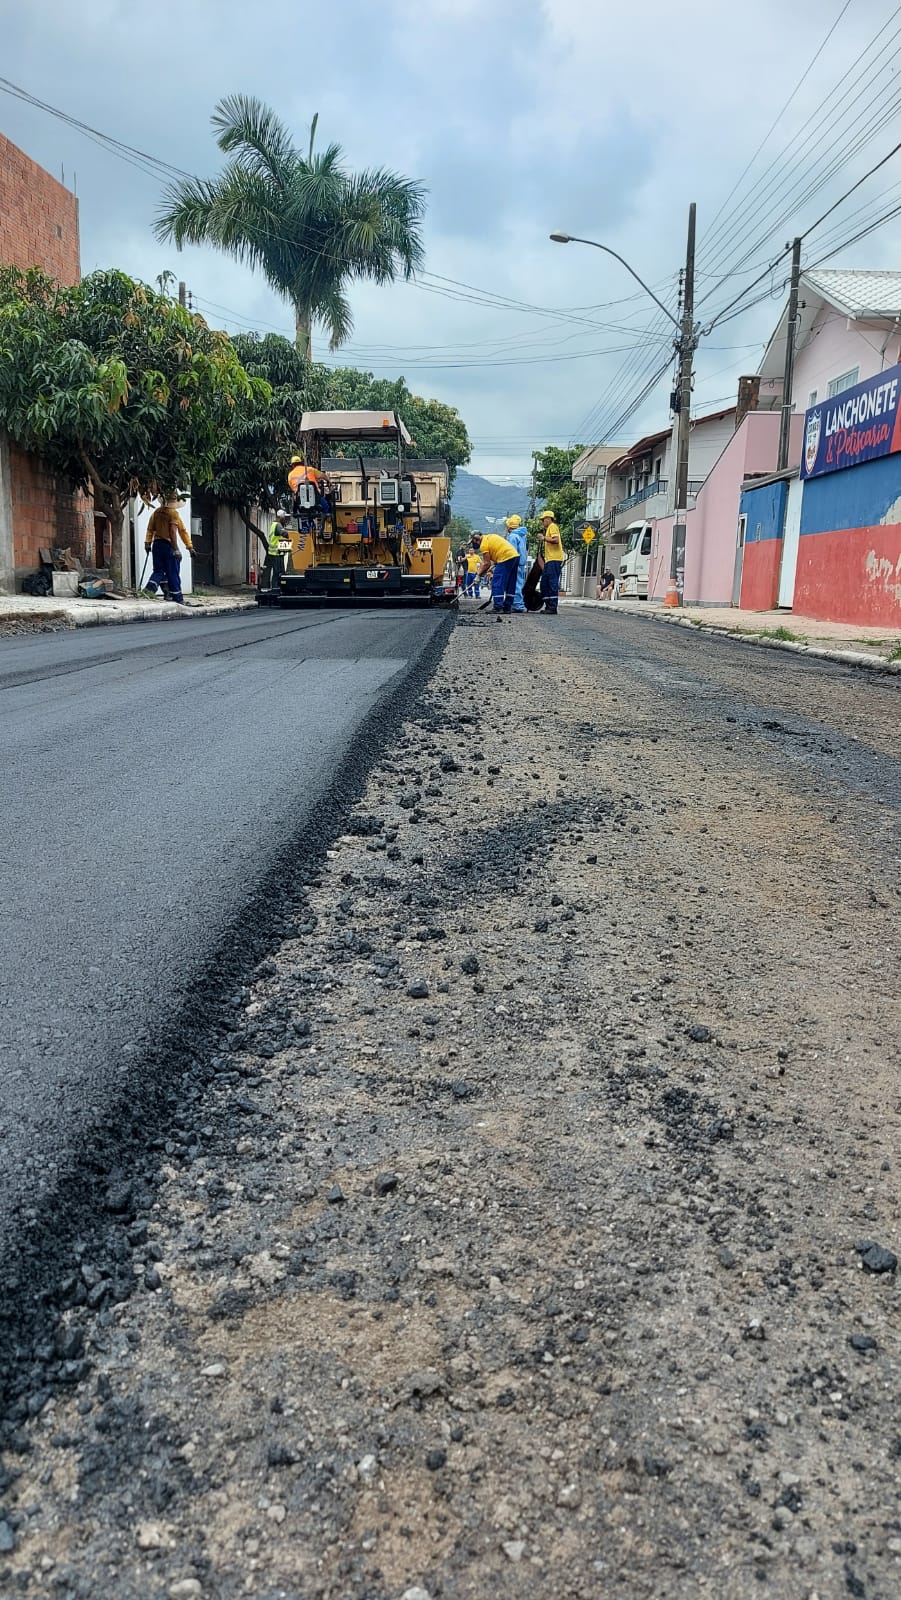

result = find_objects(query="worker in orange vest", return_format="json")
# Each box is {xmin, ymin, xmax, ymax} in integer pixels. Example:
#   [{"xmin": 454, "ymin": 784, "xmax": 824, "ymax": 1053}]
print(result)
[{"xmin": 288, "ymin": 455, "xmax": 330, "ymax": 516}]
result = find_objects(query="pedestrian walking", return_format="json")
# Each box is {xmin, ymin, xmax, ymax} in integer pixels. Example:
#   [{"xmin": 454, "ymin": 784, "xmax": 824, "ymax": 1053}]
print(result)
[
  {"xmin": 504, "ymin": 515, "xmax": 529, "ymax": 613},
  {"xmin": 143, "ymin": 495, "xmax": 195, "ymax": 603},
  {"xmin": 263, "ymin": 509, "xmax": 290, "ymax": 591},
  {"xmin": 472, "ymin": 530, "xmax": 520, "ymax": 616},
  {"xmin": 538, "ymin": 508, "xmax": 564, "ymax": 615}
]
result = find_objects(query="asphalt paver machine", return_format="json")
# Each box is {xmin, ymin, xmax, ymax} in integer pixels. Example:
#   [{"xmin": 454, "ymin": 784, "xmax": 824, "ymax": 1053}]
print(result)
[{"xmin": 259, "ymin": 409, "xmax": 455, "ymax": 606}]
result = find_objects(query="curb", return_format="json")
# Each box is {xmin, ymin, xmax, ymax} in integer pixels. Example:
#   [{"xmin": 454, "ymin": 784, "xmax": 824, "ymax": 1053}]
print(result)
[
  {"xmin": 0, "ymin": 599, "xmax": 257, "ymax": 631},
  {"xmin": 562, "ymin": 599, "xmax": 901, "ymax": 675}
]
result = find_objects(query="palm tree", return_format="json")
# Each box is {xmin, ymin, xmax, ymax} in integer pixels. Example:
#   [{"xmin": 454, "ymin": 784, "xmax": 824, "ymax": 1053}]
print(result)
[{"xmin": 155, "ymin": 97, "xmax": 426, "ymax": 357}]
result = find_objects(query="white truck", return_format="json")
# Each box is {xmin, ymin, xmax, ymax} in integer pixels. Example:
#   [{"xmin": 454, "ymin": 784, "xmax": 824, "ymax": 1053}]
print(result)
[{"xmin": 617, "ymin": 520, "xmax": 653, "ymax": 599}]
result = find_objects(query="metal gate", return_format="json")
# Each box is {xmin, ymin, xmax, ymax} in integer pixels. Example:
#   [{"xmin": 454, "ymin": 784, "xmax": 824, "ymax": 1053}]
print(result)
[
  {"xmin": 777, "ymin": 477, "xmax": 802, "ymax": 608},
  {"xmin": 731, "ymin": 513, "xmax": 746, "ymax": 606}
]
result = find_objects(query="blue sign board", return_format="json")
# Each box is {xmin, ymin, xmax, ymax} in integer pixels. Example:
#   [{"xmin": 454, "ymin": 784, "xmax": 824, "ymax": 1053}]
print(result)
[{"xmin": 801, "ymin": 361, "xmax": 901, "ymax": 479}]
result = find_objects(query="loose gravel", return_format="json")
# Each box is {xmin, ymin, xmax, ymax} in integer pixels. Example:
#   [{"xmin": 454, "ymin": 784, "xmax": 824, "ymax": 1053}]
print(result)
[{"xmin": 1, "ymin": 609, "xmax": 899, "ymax": 1600}]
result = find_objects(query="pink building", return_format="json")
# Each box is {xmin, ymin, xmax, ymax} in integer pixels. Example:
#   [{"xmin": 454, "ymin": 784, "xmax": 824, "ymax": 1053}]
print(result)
[
  {"xmin": 757, "ymin": 269, "xmax": 901, "ymax": 419},
  {"xmin": 647, "ymin": 412, "xmax": 803, "ymax": 604},
  {"xmin": 647, "ymin": 269, "xmax": 901, "ymax": 611}
]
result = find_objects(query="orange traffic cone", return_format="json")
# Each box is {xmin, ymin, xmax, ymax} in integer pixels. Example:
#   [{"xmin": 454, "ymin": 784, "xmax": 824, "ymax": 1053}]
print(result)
[{"xmin": 662, "ymin": 578, "xmax": 680, "ymax": 608}]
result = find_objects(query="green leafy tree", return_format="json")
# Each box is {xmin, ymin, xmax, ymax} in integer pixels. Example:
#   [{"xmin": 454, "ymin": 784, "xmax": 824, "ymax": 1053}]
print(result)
[
  {"xmin": 208, "ymin": 332, "xmax": 331, "ymax": 554},
  {"xmin": 0, "ymin": 267, "xmax": 269, "ymax": 586},
  {"xmin": 323, "ymin": 367, "xmax": 470, "ymax": 488},
  {"xmin": 527, "ymin": 444, "xmax": 586, "ymax": 552},
  {"xmin": 204, "ymin": 333, "xmax": 472, "ymax": 550},
  {"xmin": 445, "ymin": 513, "xmax": 472, "ymax": 545},
  {"xmin": 155, "ymin": 97, "xmax": 426, "ymax": 357}
]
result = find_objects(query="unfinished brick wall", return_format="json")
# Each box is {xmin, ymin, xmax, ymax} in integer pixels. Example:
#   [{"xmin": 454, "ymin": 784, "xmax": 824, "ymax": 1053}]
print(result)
[
  {"xmin": 0, "ymin": 132, "xmax": 80, "ymax": 286},
  {"xmin": 9, "ymin": 443, "xmax": 95, "ymax": 582},
  {"xmin": 0, "ymin": 134, "xmax": 87, "ymax": 588}
]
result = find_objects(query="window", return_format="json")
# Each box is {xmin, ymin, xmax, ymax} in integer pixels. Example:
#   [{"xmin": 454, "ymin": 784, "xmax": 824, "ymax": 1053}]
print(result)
[
  {"xmin": 807, "ymin": 390, "xmax": 817, "ymax": 408},
  {"xmin": 640, "ymin": 529, "xmax": 652, "ymax": 556},
  {"xmin": 827, "ymin": 367, "xmax": 859, "ymax": 398},
  {"xmin": 654, "ymin": 456, "xmax": 662, "ymax": 478}
]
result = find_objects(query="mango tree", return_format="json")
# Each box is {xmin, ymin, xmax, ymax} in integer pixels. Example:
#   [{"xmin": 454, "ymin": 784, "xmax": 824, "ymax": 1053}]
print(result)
[
  {"xmin": 0, "ymin": 267, "xmax": 270, "ymax": 587},
  {"xmin": 208, "ymin": 331, "xmax": 330, "ymax": 559}
]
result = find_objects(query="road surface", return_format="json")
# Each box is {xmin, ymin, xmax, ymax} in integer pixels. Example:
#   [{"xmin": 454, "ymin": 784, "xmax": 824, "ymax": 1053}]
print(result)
[
  {"xmin": 1, "ymin": 607, "xmax": 900, "ymax": 1599},
  {"xmin": 0, "ymin": 607, "xmax": 447, "ymax": 1235}
]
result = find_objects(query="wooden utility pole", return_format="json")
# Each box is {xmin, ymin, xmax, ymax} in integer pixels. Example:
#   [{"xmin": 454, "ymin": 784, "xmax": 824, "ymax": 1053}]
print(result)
[
  {"xmin": 671, "ymin": 202, "xmax": 697, "ymax": 605},
  {"xmin": 777, "ymin": 238, "xmax": 802, "ymax": 472}
]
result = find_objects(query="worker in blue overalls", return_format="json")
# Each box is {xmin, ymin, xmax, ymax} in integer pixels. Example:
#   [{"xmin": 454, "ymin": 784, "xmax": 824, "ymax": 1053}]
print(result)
[{"xmin": 504, "ymin": 515, "xmax": 529, "ymax": 613}]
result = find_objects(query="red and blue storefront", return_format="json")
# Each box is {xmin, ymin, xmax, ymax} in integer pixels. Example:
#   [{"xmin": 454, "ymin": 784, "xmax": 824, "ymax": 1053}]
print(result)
[{"xmin": 740, "ymin": 363, "xmax": 901, "ymax": 626}]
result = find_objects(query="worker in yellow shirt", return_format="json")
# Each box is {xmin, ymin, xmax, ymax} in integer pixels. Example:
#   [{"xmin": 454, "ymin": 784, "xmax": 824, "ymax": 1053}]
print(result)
[
  {"xmin": 143, "ymin": 494, "xmax": 194, "ymax": 604},
  {"xmin": 539, "ymin": 507, "xmax": 564, "ymax": 615},
  {"xmin": 472, "ymin": 530, "xmax": 520, "ymax": 616},
  {"xmin": 464, "ymin": 547, "xmax": 481, "ymax": 597}
]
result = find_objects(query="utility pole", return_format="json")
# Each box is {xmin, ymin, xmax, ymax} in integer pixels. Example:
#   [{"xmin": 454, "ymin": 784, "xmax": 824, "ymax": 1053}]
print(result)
[
  {"xmin": 528, "ymin": 452, "xmax": 537, "ymax": 520},
  {"xmin": 178, "ymin": 281, "xmax": 187, "ymax": 309},
  {"xmin": 777, "ymin": 237, "xmax": 802, "ymax": 472},
  {"xmin": 670, "ymin": 202, "xmax": 696, "ymax": 606}
]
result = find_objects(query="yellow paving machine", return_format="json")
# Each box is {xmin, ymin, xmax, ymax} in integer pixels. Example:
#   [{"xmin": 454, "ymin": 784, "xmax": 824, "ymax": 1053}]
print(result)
[{"xmin": 259, "ymin": 409, "xmax": 456, "ymax": 607}]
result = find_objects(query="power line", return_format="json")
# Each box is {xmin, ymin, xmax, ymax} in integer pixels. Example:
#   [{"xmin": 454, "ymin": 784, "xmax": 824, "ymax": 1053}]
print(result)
[
  {"xmin": 698, "ymin": 0, "xmax": 858, "ymax": 258},
  {"xmin": 698, "ymin": 12, "xmax": 901, "ymax": 290}
]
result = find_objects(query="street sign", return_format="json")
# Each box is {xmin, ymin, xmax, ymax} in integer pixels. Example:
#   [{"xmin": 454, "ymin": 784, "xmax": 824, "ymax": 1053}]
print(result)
[{"xmin": 582, "ymin": 527, "xmax": 596, "ymax": 544}]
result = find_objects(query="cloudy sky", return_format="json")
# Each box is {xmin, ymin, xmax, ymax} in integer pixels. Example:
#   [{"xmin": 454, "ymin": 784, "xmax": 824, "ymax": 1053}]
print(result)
[{"xmin": 3, "ymin": 0, "xmax": 901, "ymax": 480}]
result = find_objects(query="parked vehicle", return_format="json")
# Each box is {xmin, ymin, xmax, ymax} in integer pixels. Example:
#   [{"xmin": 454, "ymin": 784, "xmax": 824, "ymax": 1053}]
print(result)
[
  {"xmin": 260, "ymin": 409, "xmax": 455, "ymax": 607},
  {"xmin": 617, "ymin": 520, "xmax": 653, "ymax": 599}
]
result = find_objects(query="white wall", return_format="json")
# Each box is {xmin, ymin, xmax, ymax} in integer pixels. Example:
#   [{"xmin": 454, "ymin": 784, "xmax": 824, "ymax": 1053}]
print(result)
[
  {"xmin": 132, "ymin": 498, "xmax": 194, "ymax": 595},
  {"xmin": 215, "ymin": 505, "xmax": 252, "ymax": 586}
]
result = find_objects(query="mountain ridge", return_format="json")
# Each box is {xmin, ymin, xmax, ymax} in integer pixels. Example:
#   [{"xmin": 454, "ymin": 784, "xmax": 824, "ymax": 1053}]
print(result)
[{"xmin": 451, "ymin": 469, "xmax": 530, "ymax": 529}]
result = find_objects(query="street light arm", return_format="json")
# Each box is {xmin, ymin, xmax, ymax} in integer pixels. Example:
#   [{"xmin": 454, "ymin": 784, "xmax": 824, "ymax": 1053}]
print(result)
[{"xmin": 550, "ymin": 233, "xmax": 681, "ymax": 330}]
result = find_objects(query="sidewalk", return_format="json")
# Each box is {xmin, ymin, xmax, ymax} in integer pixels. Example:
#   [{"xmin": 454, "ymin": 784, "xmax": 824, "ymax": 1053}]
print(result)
[
  {"xmin": 0, "ymin": 588, "xmax": 258, "ymax": 633},
  {"xmin": 564, "ymin": 595, "xmax": 901, "ymax": 671}
]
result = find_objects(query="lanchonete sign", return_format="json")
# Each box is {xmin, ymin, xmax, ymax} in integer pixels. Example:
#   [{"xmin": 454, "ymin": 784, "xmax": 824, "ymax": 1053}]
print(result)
[{"xmin": 801, "ymin": 361, "xmax": 901, "ymax": 479}]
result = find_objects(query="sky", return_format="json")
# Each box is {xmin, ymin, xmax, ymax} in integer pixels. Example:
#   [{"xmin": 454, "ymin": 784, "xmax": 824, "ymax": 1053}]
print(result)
[{"xmin": 3, "ymin": 0, "xmax": 901, "ymax": 481}]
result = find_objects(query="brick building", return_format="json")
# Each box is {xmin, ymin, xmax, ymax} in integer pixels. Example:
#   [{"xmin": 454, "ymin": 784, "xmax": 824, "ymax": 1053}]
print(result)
[
  {"xmin": 0, "ymin": 132, "xmax": 96, "ymax": 591},
  {"xmin": 0, "ymin": 132, "xmax": 80, "ymax": 287}
]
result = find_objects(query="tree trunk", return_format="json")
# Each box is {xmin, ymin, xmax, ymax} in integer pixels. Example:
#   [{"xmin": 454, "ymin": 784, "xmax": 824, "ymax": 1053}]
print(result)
[
  {"xmin": 91, "ymin": 485, "xmax": 124, "ymax": 588},
  {"xmin": 294, "ymin": 305, "xmax": 312, "ymax": 361},
  {"xmin": 105, "ymin": 493, "xmax": 126, "ymax": 590},
  {"xmin": 77, "ymin": 446, "xmax": 126, "ymax": 589},
  {"xmin": 238, "ymin": 506, "xmax": 269, "ymax": 558}
]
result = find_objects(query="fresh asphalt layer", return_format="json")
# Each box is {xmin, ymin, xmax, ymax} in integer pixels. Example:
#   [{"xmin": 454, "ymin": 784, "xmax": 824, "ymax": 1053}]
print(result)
[
  {"xmin": 1, "ymin": 602, "xmax": 897, "ymax": 1308},
  {"xmin": 0, "ymin": 606, "xmax": 449, "ymax": 1239}
]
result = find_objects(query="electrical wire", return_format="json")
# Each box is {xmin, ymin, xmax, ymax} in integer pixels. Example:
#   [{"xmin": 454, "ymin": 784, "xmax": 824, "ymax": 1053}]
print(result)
[
  {"xmin": 700, "ymin": 0, "xmax": 856, "ymax": 250},
  {"xmin": 697, "ymin": 4, "xmax": 901, "ymax": 274}
]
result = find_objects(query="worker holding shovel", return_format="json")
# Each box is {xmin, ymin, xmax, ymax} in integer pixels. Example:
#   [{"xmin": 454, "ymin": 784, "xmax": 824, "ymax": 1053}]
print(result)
[
  {"xmin": 143, "ymin": 495, "xmax": 195, "ymax": 604},
  {"xmin": 471, "ymin": 530, "xmax": 520, "ymax": 617}
]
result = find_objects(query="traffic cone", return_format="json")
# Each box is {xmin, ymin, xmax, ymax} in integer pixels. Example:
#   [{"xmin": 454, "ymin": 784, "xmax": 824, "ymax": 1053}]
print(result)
[{"xmin": 662, "ymin": 577, "xmax": 680, "ymax": 608}]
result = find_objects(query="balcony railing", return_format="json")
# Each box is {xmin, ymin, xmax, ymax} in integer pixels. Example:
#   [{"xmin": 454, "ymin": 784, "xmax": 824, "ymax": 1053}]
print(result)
[{"xmin": 613, "ymin": 478, "xmax": 668, "ymax": 515}]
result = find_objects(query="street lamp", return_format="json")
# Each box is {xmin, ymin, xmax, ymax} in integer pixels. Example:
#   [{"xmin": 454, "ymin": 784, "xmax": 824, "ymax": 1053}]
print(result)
[
  {"xmin": 549, "ymin": 231, "xmax": 680, "ymax": 329},
  {"xmin": 550, "ymin": 214, "xmax": 697, "ymax": 608}
]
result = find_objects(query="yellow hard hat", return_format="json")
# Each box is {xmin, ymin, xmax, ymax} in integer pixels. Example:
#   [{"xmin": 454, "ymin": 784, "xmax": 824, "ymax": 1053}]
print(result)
[
  {"xmin": 540, "ymin": 508, "xmax": 555, "ymax": 520},
  {"xmin": 505, "ymin": 515, "xmax": 522, "ymax": 529},
  {"xmin": 290, "ymin": 454, "xmax": 302, "ymax": 465}
]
